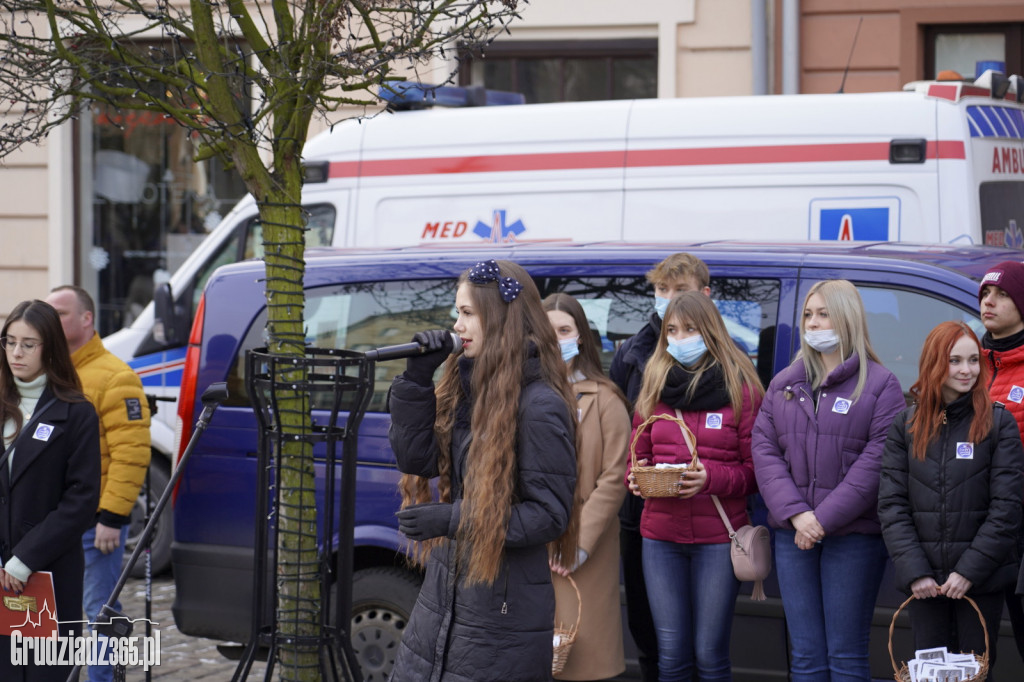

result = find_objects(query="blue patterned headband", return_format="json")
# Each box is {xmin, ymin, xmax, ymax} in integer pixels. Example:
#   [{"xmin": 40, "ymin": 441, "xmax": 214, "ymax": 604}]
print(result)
[{"xmin": 467, "ymin": 259, "xmax": 523, "ymax": 303}]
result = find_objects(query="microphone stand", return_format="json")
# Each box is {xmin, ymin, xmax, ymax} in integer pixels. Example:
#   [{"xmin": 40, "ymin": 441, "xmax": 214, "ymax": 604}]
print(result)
[{"xmin": 66, "ymin": 383, "xmax": 228, "ymax": 682}]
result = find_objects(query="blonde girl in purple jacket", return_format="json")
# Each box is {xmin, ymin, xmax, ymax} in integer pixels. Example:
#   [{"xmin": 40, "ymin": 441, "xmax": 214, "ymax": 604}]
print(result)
[{"xmin": 752, "ymin": 279, "xmax": 905, "ymax": 682}]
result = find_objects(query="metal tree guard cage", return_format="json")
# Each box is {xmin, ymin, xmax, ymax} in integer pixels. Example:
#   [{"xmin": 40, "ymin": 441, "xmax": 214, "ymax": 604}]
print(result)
[{"xmin": 234, "ymin": 347, "xmax": 373, "ymax": 682}]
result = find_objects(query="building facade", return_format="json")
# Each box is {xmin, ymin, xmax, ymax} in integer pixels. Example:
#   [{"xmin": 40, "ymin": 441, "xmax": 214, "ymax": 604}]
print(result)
[{"xmin": 0, "ymin": 0, "xmax": 1018, "ymax": 331}]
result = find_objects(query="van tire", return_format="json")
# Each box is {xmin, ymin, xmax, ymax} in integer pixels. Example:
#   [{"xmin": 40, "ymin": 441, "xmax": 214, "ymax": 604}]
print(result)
[
  {"xmin": 348, "ymin": 566, "xmax": 422, "ymax": 682},
  {"xmin": 124, "ymin": 457, "xmax": 173, "ymax": 578}
]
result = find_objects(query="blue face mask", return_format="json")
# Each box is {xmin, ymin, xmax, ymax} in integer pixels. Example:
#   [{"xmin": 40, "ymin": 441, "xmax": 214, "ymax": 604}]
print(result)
[
  {"xmin": 654, "ymin": 295, "xmax": 671, "ymax": 319},
  {"xmin": 667, "ymin": 335, "xmax": 707, "ymax": 367},
  {"xmin": 559, "ymin": 337, "xmax": 580, "ymax": 363}
]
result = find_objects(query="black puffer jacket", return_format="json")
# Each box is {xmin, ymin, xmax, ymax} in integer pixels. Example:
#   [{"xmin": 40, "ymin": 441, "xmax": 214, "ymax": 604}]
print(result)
[
  {"xmin": 388, "ymin": 356, "xmax": 577, "ymax": 682},
  {"xmin": 609, "ymin": 313, "xmax": 660, "ymax": 407},
  {"xmin": 879, "ymin": 397, "xmax": 1024, "ymax": 595},
  {"xmin": 609, "ymin": 314, "xmax": 660, "ymax": 531}
]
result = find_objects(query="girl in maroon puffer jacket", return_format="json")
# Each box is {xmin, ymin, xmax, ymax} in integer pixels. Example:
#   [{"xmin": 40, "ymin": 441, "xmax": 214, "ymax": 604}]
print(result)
[{"xmin": 625, "ymin": 291, "xmax": 763, "ymax": 682}]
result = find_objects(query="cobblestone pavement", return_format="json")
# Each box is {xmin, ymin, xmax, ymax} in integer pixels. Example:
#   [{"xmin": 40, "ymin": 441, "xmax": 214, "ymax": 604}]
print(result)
[
  {"xmin": 104, "ymin": 574, "xmax": 638, "ymax": 682},
  {"xmin": 95, "ymin": 574, "xmax": 268, "ymax": 682}
]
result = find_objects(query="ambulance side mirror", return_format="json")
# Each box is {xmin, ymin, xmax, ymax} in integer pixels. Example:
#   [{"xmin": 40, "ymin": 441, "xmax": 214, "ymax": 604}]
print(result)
[{"xmin": 153, "ymin": 283, "xmax": 187, "ymax": 348}]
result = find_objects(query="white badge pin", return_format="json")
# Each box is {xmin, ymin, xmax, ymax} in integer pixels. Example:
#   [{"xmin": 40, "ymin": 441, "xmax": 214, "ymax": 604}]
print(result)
[
  {"xmin": 705, "ymin": 413, "xmax": 723, "ymax": 429},
  {"xmin": 832, "ymin": 397, "xmax": 851, "ymax": 414},
  {"xmin": 1009, "ymin": 386, "xmax": 1024, "ymax": 404},
  {"xmin": 32, "ymin": 424, "xmax": 53, "ymax": 442},
  {"xmin": 955, "ymin": 442, "xmax": 974, "ymax": 460}
]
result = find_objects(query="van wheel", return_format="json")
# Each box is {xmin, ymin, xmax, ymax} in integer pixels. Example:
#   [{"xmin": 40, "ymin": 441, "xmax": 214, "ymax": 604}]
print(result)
[
  {"xmin": 124, "ymin": 457, "xmax": 173, "ymax": 577},
  {"xmin": 348, "ymin": 566, "xmax": 421, "ymax": 682}
]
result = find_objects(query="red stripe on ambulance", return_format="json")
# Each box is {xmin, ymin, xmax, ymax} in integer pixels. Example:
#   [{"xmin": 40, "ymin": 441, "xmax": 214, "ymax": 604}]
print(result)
[{"xmin": 328, "ymin": 141, "xmax": 966, "ymax": 179}]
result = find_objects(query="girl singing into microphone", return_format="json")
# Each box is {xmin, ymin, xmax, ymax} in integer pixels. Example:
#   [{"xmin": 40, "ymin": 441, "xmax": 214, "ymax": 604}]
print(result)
[{"xmin": 388, "ymin": 259, "xmax": 579, "ymax": 682}]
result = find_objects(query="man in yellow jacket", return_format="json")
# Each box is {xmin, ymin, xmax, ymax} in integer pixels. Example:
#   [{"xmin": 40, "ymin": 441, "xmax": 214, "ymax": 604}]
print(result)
[{"xmin": 46, "ymin": 286, "xmax": 151, "ymax": 682}]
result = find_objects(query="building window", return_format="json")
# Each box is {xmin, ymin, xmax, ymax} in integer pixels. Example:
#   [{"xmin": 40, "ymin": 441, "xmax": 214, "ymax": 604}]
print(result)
[
  {"xmin": 925, "ymin": 24, "xmax": 1023, "ymax": 79},
  {"xmin": 92, "ymin": 106, "xmax": 247, "ymax": 336},
  {"xmin": 460, "ymin": 39, "xmax": 657, "ymax": 103},
  {"xmin": 89, "ymin": 43, "xmax": 250, "ymax": 336}
]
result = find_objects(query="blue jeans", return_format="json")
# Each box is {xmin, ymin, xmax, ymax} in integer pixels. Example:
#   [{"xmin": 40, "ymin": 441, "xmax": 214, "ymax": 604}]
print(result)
[
  {"xmin": 642, "ymin": 538, "xmax": 739, "ymax": 682},
  {"xmin": 775, "ymin": 530, "xmax": 887, "ymax": 682},
  {"xmin": 83, "ymin": 524, "xmax": 129, "ymax": 682}
]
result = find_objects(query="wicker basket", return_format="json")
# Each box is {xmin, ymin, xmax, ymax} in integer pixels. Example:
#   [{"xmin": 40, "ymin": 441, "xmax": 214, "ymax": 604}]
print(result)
[
  {"xmin": 888, "ymin": 594, "xmax": 989, "ymax": 682},
  {"xmin": 629, "ymin": 412, "xmax": 700, "ymax": 498},
  {"xmin": 552, "ymin": 574, "xmax": 581, "ymax": 676}
]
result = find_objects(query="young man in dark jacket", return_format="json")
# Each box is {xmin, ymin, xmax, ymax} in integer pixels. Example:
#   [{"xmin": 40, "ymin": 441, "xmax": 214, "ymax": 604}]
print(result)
[
  {"xmin": 609, "ymin": 252, "xmax": 710, "ymax": 682},
  {"xmin": 979, "ymin": 260, "xmax": 1024, "ymax": 661}
]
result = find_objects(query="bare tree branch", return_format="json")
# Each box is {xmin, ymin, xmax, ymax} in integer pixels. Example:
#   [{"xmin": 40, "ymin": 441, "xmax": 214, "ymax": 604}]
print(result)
[{"xmin": 0, "ymin": 1, "xmax": 522, "ymax": 680}]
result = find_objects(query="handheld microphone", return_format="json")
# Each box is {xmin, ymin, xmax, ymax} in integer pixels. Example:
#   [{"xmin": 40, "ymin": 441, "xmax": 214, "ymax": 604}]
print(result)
[{"xmin": 363, "ymin": 332, "xmax": 463, "ymax": 362}]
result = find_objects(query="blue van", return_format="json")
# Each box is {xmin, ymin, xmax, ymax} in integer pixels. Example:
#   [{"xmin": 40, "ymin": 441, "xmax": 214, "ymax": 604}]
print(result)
[{"xmin": 170, "ymin": 240, "xmax": 1024, "ymax": 681}]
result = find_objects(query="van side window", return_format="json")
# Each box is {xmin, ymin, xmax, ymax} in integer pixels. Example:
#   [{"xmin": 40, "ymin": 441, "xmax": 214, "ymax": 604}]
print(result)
[
  {"xmin": 225, "ymin": 278, "xmax": 457, "ymax": 410},
  {"xmin": 244, "ymin": 204, "xmax": 336, "ymax": 260},
  {"xmin": 857, "ymin": 285, "xmax": 982, "ymax": 395},
  {"xmin": 191, "ymin": 204, "xmax": 337, "ymax": 313},
  {"xmin": 538, "ymin": 276, "xmax": 781, "ymax": 387},
  {"xmin": 225, "ymin": 274, "xmax": 782, "ymax": 409}
]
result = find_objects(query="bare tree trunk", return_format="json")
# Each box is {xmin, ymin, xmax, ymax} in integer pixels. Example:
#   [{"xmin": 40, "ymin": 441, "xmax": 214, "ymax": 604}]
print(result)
[{"xmin": 260, "ymin": 196, "xmax": 321, "ymax": 681}]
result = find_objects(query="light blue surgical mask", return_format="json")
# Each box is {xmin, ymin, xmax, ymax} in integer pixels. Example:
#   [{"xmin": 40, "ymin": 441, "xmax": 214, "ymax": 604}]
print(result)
[
  {"xmin": 667, "ymin": 335, "xmax": 707, "ymax": 367},
  {"xmin": 559, "ymin": 337, "xmax": 580, "ymax": 363},
  {"xmin": 654, "ymin": 295, "xmax": 671, "ymax": 319},
  {"xmin": 804, "ymin": 329, "xmax": 841, "ymax": 354}
]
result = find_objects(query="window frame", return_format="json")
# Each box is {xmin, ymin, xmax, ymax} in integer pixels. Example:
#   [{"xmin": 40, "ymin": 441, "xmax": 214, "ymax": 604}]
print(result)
[
  {"xmin": 457, "ymin": 38, "xmax": 658, "ymax": 103},
  {"xmin": 923, "ymin": 23, "xmax": 1023, "ymax": 79}
]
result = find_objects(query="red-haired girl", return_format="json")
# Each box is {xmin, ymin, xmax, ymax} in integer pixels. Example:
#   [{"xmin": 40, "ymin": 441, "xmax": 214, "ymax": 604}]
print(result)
[{"xmin": 880, "ymin": 320, "xmax": 1024, "ymax": 673}]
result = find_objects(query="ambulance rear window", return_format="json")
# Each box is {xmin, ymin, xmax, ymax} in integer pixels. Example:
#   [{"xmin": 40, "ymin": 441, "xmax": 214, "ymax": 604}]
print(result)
[{"xmin": 979, "ymin": 181, "xmax": 1024, "ymax": 248}]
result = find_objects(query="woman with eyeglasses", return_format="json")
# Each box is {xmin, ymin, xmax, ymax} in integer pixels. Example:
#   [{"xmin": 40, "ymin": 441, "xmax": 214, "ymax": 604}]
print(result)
[{"xmin": 0, "ymin": 300, "xmax": 100, "ymax": 682}]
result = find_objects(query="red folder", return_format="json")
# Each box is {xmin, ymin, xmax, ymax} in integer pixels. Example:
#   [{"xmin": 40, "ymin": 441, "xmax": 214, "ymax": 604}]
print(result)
[{"xmin": 0, "ymin": 571, "xmax": 58, "ymax": 637}]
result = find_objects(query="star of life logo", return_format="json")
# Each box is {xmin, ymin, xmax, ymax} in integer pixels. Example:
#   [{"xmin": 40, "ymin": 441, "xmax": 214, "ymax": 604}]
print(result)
[
  {"xmin": 473, "ymin": 209, "xmax": 526, "ymax": 242},
  {"xmin": 7, "ymin": 599, "xmax": 161, "ymax": 670}
]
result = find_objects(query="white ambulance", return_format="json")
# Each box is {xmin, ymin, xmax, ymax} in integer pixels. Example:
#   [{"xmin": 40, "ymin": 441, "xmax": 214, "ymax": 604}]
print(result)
[
  {"xmin": 303, "ymin": 73, "xmax": 1024, "ymax": 248},
  {"xmin": 108, "ymin": 74, "xmax": 1024, "ymax": 574}
]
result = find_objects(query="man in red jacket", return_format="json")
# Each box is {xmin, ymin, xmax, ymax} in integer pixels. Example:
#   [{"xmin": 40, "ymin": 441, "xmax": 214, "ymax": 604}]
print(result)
[{"xmin": 979, "ymin": 260, "xmax": 1024, "ymax": 662}]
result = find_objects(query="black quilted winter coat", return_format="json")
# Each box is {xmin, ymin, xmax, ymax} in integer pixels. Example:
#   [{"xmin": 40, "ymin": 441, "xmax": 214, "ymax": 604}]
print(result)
[
  {"xmin": 387, "ymin": 355, "xmax": 577, "ymax": 682},
  {"xmin": 879, "ymin": 396, "xmax": 1024, "ymax": 595}
]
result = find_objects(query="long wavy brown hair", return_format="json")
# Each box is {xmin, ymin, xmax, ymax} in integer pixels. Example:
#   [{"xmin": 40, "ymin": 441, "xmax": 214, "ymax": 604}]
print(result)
[
  {"xmin": 399, "ymin": 261, "xmax": 580, "ymax": 586},
  {"xmin": 635, "ymin": 291, "xmax": 764, "ymax": 420},
  {"xmin": 0, "ymin": 300, "xmax": 84, "ymax": 441},
  {"xmin": 907, "ymin": 321, "xmax": 991, "ymax": 461}
]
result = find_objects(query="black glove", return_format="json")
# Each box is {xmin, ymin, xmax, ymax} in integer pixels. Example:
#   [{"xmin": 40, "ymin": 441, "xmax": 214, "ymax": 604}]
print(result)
[
  {"xmin": 403, "ymin": 330, "xmax": 455, "ymax": 386},
  {"xmin": 396, "ymin": 502, "xmax": 454, "ymax": 541}
]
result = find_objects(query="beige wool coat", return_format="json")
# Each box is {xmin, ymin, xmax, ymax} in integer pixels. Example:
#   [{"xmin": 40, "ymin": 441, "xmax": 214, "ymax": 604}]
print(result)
[{"xmin": 553, "ymin": 378, "xmax": 630, "ymax": 681}]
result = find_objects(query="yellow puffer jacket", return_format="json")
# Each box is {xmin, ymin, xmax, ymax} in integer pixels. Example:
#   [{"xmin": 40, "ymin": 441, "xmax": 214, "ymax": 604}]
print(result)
[{"xmin": 72, "ymin": 332, "xmax": 151, "ymax": 524}]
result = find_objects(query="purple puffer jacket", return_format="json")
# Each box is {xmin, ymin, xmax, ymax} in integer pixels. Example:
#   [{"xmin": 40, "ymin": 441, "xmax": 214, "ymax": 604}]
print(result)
[{"xmin": 752, "ymin": 353, "xmax": 905, "ymax": 536}]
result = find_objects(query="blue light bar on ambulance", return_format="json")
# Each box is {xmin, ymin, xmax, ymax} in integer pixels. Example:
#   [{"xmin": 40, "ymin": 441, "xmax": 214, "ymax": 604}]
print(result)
[{"xmin": 377, "ymin": 81, "xmax": 525, "ymax": 110}]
